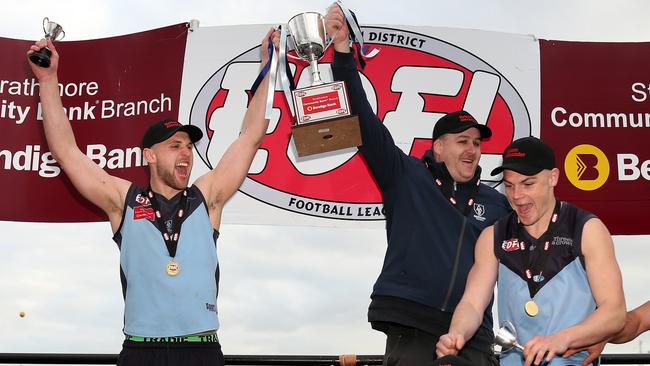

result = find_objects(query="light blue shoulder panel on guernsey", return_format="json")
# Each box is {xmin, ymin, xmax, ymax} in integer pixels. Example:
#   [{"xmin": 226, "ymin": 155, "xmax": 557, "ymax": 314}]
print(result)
[
  {"xmin": 120, "ymin": 199, "xmax": 219, "ymax": 337},
  {"xmin": 498, "ymin": 258, "xmax": 596, "ymax": 366}
]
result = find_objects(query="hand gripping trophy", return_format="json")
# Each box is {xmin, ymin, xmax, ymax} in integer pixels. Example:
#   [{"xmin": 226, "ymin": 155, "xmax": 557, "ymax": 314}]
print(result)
[
  {"xmin": 29, "ymin": 17, "xmax": 65, "ymax": 68},
  {"xmin": 283, "ymin": 6, "xmax": 364, "ymax": 157}
]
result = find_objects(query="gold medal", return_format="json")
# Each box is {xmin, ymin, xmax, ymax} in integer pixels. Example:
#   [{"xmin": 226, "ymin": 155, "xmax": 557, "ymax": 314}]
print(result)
[
  {"xmin": 524, "ymin": 300, "xmax": 539, "ymax": 317},
  {"xmin": 166, "ymin": 260, "xmax": 180, "ymax": 276}
]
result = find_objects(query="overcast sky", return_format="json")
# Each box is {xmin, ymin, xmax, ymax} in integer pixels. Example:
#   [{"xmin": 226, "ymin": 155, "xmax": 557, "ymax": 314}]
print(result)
[
  {"xmin": 4, "ymin": 0, "xmax": 650, "ymax": 42},
  {"xmin": 1, "ymin": 0, "xmax": 650, "ymax": 360}
]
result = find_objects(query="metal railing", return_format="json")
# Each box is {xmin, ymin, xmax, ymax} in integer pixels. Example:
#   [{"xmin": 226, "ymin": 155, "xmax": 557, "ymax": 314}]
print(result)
[{"xmin": 1, "ymin": 353, "xmax": 650, "ymax": 365}]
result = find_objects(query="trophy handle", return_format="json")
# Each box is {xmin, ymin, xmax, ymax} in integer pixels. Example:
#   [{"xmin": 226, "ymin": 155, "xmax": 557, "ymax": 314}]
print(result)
[
  {"xmin": 42, "ymin": 17, "xmax": 50, "ymax": 34},
  {"xmin": 56, "ymin": 30, "xmax": 66, "ymax": 41},
  {"xmin": 321, "ymin": 14, "xmax": 339, "ymax": 56},
  {"xmin": 286, "ymin": 53, "xmax": 302, "ymax": 61},
  {"xmin": 322, "ymin": 29, "xmax": 338, "ymax": 55}
]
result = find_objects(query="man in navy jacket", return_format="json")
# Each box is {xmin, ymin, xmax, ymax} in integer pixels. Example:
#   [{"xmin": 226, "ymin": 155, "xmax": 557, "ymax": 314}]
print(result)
[{"xmin": 326, "ymin": 6, "xmax": 510, "ymax": 365}]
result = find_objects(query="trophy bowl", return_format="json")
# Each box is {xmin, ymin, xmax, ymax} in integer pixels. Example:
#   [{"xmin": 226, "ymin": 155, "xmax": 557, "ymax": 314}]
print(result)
[
  {"xmin": 494, "ymin": 320, "xmax": 524, "ymax": 354},
  {"xmin": 287, "ymin": 12, "xmax": 326, "ymax": 62}
]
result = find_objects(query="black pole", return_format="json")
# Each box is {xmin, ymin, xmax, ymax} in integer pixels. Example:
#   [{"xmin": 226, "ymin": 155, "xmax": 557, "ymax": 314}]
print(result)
[{"xmin": 0, "ymin": 353, "xmax": 647, "ymax": 365}]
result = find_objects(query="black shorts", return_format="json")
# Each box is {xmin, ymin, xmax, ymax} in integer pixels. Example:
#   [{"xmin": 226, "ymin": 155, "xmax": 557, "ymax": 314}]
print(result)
[
  {"xmin": 382, "ymin": 323, "xmax": 498, "ymax": 366},
  {"xmin": 117, "ymin": 340, "xmax": 224, "ymax": 366}
]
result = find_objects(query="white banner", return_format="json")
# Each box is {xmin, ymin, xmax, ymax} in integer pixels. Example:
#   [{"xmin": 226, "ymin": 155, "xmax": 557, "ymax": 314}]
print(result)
[{"xmin": 180, "ymin": 24, "xmax": 540, "ymax": 227}]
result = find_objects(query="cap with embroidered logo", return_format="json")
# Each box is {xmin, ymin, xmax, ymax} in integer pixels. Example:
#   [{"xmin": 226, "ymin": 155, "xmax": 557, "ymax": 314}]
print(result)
[
  {"xmin": 431, "ymin": 110, "xmax": 492, "ymax": 141},
  {"xmin": 490, "ymin": 136, "xmax": 555, "ymax": 176},
  {"xmin": 142, "ymin": 118, "xmax": 203, "ymax": 148}
]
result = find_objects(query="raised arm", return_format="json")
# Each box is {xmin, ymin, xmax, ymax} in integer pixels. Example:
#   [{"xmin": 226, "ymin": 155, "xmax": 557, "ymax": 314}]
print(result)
[
  {"xmin": 523, "ymin": 218, "xmax": 626, "ymax": 366},
  {"xmin": 27, "ymin": 39, "xmax": 129, "ymax": 231},
  {"xmin": 436, "ymin": 226, "xmax": 499, "ymax": 357},
  {"xmin": 194, "ymin": 29, "xmax": 274, "ymax": 228},
  {"xmin": 326, "ymin": 4, "xmax": 405, "ymax": 189}
]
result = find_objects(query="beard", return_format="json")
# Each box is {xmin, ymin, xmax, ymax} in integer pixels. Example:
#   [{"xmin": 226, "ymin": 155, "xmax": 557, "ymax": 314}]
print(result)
[{"xmin": 156, "ymin": 164, "xmax": 188, "ymax": 190}]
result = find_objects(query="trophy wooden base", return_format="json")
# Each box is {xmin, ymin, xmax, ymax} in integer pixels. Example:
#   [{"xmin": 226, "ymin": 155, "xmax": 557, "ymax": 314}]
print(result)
[{"xmin": 291, "ymin": 115, "xmax": 362, "ymax": 157}]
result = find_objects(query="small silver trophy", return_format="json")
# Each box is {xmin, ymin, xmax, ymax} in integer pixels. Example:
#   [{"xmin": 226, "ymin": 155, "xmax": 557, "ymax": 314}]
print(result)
[
  {"xmin": 285, "ymin": 11, "xmax": 361, "ymax": 157},
  {"xmin": 494, "ymin": 321, "xmax": 524, "ymax": 354},
  {"xmin": 29, "ymin": 17, "xmax": 65, "ymax": 68}
]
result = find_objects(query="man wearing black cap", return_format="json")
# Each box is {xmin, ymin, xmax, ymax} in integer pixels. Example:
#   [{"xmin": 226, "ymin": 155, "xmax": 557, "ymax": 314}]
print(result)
[
  {"xmin": 28, "ymin": 29, "xmax": 276, "ymax": 366},
  {"xmin": 326, "ymin": 6, "xmax": 510, "ymax": 365},
  {"xmin": 436, "ymin": 137, "xmax": 626, "ymax": 366}
]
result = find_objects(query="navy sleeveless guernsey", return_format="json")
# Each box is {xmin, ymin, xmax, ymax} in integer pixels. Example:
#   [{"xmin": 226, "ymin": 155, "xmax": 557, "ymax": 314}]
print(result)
[
  {"xmin": 494, "ymin": 202, "xmax": 596, "ymax": 366},
  {"xmin": 113, "ymin": 184, "xmax": 220, "ymax": 337}
]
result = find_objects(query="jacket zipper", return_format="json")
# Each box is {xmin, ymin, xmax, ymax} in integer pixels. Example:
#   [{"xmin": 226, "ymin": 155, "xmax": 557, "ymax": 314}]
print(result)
[{"xmin": 441, "ymin": 181, "xmax": 466, "ymax": 311}]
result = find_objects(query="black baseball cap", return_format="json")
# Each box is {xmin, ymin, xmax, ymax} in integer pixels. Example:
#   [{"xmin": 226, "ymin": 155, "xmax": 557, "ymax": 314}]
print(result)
[
  {"xmin": 431, "ymin": 110, "xmax": 492, "ymax": 141},
  {"xmin": 142, "ymin": 118, "xmax": 203, "ymax": 148},
  {"xmin": 490, "ymin": 136, "xmax": 556, "ymax": 176}
]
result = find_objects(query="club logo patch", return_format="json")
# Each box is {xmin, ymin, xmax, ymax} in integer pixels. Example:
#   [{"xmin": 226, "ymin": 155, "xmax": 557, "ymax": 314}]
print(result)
[
  {"xmin": 134, "ymin": 206, "xmax": 154, "ymax": 221},
  {"xmin": 502, "ymin": 238, "xmax": 521, "ymax": 252}
]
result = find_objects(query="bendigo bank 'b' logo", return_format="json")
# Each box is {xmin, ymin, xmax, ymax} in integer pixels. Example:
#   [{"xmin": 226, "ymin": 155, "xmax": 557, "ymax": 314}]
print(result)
[
  {"xmin": 189, "ymin": 26, "xmax": 531, "ymax": 220},
  {"xmin": 564, "ymin": 144, "xmax": 610, "ymax": 191}
]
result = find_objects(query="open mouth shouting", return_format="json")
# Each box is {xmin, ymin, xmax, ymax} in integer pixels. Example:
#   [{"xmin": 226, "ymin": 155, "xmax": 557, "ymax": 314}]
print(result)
[{"xmin": 176, "ymin": 161, "xmax": 190, "ymax": 181}]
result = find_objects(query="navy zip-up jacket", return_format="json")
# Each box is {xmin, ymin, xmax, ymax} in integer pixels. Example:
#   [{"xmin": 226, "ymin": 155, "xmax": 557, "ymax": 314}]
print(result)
[{"xmin": 332, "ymin": 51, "xmax": 511, "ymax": 351}]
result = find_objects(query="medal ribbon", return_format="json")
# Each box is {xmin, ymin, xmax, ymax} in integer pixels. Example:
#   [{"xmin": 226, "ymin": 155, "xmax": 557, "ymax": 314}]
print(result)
[
  {"xmin": 336, "ymin": 1, "xmax": 380, "ymax": 69},
  {"xmin": 423, "ymin": 151, "xmax": 481, "ymax": 217},
  {"xmin": 147, "ymin": 188, "xmax": 188, "ymax": 259},
  {"xmin": 433, "ymin": 176, "xmax": 481, "ymax": 217},
  {"xmin": 250, "ymin": 31, "xmax": 278, "ymax": 120},
  {"xmin": 518, "ymin": 199, "xmax": 561, "ymax": 298},
  {"xmin": 277, "ymin": 25, "xmax": 296, "ymax": 118}
]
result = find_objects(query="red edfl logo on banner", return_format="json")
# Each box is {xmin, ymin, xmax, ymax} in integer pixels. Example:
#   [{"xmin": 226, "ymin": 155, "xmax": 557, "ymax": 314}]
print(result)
[{"xmin": 189, "ymin": 27, "xmax": 532, "ymax": 220}]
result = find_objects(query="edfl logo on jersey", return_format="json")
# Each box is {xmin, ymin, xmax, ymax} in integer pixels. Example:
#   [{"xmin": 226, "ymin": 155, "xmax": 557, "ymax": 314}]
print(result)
[
  {"xmin": 188, "ymin": 27, "xmax": 532, "ymax": 220},
  {"xmin": 564, "ymin": 144, "xmax": 610, "ymax": 191}
]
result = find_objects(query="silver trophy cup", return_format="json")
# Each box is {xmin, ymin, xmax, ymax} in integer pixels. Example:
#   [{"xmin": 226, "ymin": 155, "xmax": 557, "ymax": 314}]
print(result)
[
  {"xmin": 494, "ymin": 321, "xmax": 524, "ymax": 354},
  {"xmin": 286, "ymin": 9, "xmax": 361, "ymax": 157},
  {"xmin": 29, "ymin": 17, "xmax": 65, "ymax": 68},
  {"xmin": 287, "ymin": 12, "xmax": 327, "ymax": 85}
]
